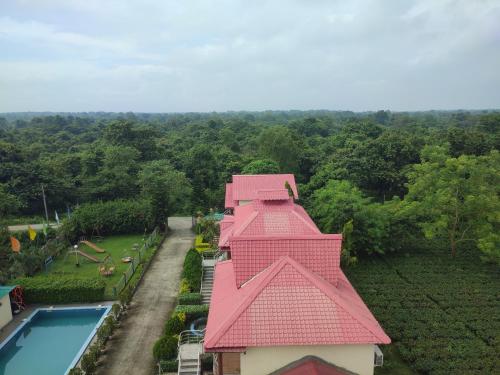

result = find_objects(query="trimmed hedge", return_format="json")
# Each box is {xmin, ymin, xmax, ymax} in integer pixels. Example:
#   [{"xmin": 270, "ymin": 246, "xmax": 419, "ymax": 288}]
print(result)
[
  {"xmin": 178, "ymin": 292, "xmax": 202, "ymax": 305},
  {"xmin": 159, "ymin": 360, "xmax": 178, "ymax": 372},
  {"xmin": 164, "ymin": 314, "xmax": 185, "ymax": 336},
  {"xmin": 15, "ymin": 276, "xmax": 105, "ymax": 303},
  {"xmin": 175, "ymin": 304, "xmax": 209, "ymax": 320},
  {"xmin": 60, "ymin": 199, "xmax": 154, "ymax": 241},
  {"xmin": 182, "ymin": 249, "xmax": 202, "ymax": 292}
]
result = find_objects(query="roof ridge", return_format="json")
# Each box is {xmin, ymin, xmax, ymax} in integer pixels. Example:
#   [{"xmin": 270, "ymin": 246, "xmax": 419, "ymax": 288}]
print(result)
[
  {"xmin": 204, "ymin": 257, "xmax": 290, "ymax": 348},
  {"xmin": 290, "ymin": 207, "xmax": 321, "ymax": 234},
  {"xmin": 232, "ymin": 210, "xmax": 259, "ymax": 236}
]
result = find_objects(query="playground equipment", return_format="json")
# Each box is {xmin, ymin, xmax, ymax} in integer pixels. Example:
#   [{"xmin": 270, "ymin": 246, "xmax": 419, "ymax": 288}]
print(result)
[
  {"xmin": 99, "ymin": 255, "xmax": 115, "ymax": 276},
  {"xmin": 10, "ymin": 286, "xmax": 25, "ymax": 314},
  {"xmin": 79, "ymin": 238, "xmax": 106, "ymax": 253},
  {"xmin": 64, "ymin": 246, "xmax": 101, "ymax": 266}
]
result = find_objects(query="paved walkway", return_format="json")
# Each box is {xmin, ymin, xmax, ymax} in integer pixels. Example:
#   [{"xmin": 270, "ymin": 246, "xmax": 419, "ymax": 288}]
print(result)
[
  {"xmin": 8, "ymin": 223, "xmax": 59, "ymax": 232},
  {"xmin": 97, "ymin": 217, "xmax": 194, "ymax": 375}
]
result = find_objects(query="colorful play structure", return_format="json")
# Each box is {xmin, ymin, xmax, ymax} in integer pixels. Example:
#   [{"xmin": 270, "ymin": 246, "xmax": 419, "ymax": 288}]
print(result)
[
  {"xmin": 99, "ymin": 255, "xmax": 115, "ymax": 276},
  {"xmin": 79, "ymin": 238, "xmax": 106, "ymax": 253}
]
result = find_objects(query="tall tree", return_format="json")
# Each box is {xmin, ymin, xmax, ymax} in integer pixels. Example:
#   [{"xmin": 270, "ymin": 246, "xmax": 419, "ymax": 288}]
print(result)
[
  {"xmin": 403, "ymin": 146, "xmax": 500, "ymax": 262},
  {"xmin": 139, "ymin": 161, "xmax": 191, "ymax": 231},
  {"xmin": 258, "ymin": 126, "xmax": 301, "ymax": 173}
]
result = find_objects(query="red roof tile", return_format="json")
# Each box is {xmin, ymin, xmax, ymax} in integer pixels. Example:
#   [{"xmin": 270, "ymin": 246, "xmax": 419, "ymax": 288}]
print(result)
[
  {"xmin": 224, "ymin": 183, "xmax": 236, "ymax": 208},
  {"xmin": 256, "ymin": 189, "xmax": 291, "ymax": 201},
  {"xmin": 230, "ymin": 235, "xmax": 341, "ymax": 286},
  {"xmin": 270, "ymin": 356, "xmax": 356, "ymax": 375},
  {"xmin": 218, "ymin": 200, "xmax": 321, "ymax": 248},
  {"xmin": 231, "ymin": 174, "xmax": 298, "ymax": 202},
  {"xmin": 204, "ymin": 257, "xmax": 390, "ymax": 351}
]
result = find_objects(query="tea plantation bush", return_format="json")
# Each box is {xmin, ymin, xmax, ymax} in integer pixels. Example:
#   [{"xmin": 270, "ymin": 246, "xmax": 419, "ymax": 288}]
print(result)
[
  {"xmin": 346, "ymin": 247, "xmax": 500, "ymax": 375},
  {"xmin": 16, "ymin": 276, "xmax": 106, "ymax": 303}
]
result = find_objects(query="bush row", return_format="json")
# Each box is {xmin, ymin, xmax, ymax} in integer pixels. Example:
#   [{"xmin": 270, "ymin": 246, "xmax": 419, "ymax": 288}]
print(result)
[
  {"xmin": 346, "ymin": 247, "xmax": 500, "ymax": 374},
  {"xmin": 178, "ymin": 292, "xmax": 202, "ymax": 305},
  {"xmin": 15, "ymin": 276, "xmax": 105, "ymax": 303},
  {"xmin": 181, "ymin": 248, "xmax": 202, "ymax": 292},
  {"xmin": 60, "ymin": 199, "xmax": 155, "ymax": 242},
  {"xmin": 175, "ymin": 304, "xmax": 209, "ymax": 321}
]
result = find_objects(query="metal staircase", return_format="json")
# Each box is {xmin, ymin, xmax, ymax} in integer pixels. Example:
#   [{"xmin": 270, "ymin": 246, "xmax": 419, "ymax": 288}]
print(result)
[{"xmin": 178, "ymin": 330, "xmax": 204, "ymax": 375}]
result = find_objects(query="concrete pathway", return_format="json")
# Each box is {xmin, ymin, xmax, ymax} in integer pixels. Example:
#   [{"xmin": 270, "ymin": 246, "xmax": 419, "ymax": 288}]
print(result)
[{"xmin": 97, "ymin": 217, "xmax": 194, "ymax": 375}]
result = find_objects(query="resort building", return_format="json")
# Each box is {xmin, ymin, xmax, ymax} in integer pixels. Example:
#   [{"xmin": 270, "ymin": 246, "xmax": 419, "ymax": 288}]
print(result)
[{"xmin": 203, "ymin": 174, "xmax": 390, "ymax": 375}]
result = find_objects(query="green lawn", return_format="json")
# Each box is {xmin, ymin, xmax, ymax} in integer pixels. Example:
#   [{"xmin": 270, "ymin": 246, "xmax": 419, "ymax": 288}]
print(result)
[{"xmin": 48, "ymin": 234, "xmax": 147, "ymax": 297}]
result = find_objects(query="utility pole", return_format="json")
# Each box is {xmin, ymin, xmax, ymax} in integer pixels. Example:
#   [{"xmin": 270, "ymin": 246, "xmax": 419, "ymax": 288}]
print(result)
[{"xmin": 41, "ymin": 184, "xmax": 49, "ymax": 225}]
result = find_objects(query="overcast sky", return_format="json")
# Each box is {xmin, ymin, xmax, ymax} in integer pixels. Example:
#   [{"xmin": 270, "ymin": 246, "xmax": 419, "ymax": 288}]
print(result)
[{"xmin": 1, "ymin": 0, "xmax": 499, "ymax": 112}]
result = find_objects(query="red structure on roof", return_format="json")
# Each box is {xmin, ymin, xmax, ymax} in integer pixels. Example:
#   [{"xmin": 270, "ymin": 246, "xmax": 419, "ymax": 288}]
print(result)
[
  {"xmin": 204, "ymin": 256, "xmax": 390, "ymax": 351},
  {"xmin": 224, "ymin": 174, "xmax": 298, "ymax": 208},
  {"xmin": 218, "ymin": 197, "xmax": 321, "ymax": 248},
  {"xmin": 270, "ymin": 356, "xmax": 357, "ymax": 375}
]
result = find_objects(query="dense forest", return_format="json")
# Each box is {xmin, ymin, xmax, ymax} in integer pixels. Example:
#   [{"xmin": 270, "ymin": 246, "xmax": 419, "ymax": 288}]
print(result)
[{"xmin": 0, "ymin": 110, "xmax": 499, "ymax": 264}]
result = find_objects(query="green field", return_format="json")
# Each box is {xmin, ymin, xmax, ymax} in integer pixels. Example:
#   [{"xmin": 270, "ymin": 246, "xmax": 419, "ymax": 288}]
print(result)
[
  {"xmin": 48, "ymin": 234, "xmax": 147, "ymax": 297},
  {"xmin": 347, "ymin": 247, "xmax": 500, "ymax": 375}
]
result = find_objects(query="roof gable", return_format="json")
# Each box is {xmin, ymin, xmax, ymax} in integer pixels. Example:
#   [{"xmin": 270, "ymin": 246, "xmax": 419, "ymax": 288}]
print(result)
[
  {"xmin": 204, "ymin": 257, "xmax": 390, "ymax": 350},
  {"xmin": 269, "ymin": 356, "xmax": 357, "ymax": 375}
]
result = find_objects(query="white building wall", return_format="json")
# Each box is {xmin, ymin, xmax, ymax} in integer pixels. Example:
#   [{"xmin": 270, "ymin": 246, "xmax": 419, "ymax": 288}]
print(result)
[
  {"xmin": 240, "ymin": 344, "xmax": 374, "ymax": 375},
  {"xmin": 0, "ymin": 294, "xmax": 13, "ymax": 329}
]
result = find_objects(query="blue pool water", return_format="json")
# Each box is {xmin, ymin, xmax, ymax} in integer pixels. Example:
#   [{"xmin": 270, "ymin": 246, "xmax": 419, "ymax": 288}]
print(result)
[{"xmin": 0, "ymin": 307, "xmax": 109, "ymax": 375}]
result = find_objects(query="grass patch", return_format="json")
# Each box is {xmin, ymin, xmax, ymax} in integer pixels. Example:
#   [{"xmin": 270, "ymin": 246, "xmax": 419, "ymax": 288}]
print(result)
[{"xmin": 46, "ymin": 234, "xmax": 148, "ymax": 298}]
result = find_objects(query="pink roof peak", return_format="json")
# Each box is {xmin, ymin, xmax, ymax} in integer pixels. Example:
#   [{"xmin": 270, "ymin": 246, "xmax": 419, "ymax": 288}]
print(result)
[
  {"xmin": 204, "ymin": 256, "xmax": 390, "ymax": 351},
  {"xmin": 218, "ymin": 199, "xmax": 321, "ymax": 248},
  {"xmin": 256, "ymin": 189, "xmax": 291, "ymax": 201},
  {"xmin": 224, "ymin": 174, "xmax": 298, "ymax": 208}
]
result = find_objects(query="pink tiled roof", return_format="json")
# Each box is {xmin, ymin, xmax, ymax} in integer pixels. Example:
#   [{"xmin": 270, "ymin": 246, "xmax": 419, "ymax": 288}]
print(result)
[
  {"xmin": 218, "ymin": 199, "xmax": 321, "ymax": 248},
  {"xmin": 204, "ymin": 257, "xmax": 391, "ymax": 351},
  {"xmin": 224, "ymin": 183, "xmax": 235, "ymax": 208},
  {"xmin": 271, "ymin": 356, "xmax": 356, "ymax": 375},
  {"xmin": 232, "ymin": 174, "xmax": 298, "ymax": 201},
  {"xmin": 230, "ymin": 235, "xmax": 342, "ymax": 287},
  {"xmin": 256, "ymin": 189, "xmax": 291, "ymax": 201}
]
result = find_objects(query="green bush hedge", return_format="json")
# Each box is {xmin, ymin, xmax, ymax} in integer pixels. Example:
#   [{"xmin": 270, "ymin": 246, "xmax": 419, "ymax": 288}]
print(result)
[
  {"xmin": 61, "ymin": 199, "xmax": 154, "ymax": 241},
  {"xmin": 178, "ymin": 292, "xmax": 202, "ymax": 305},
  {"xmin": 153, "ymin": 335, "xmax": 178, "ymax": 361},
  {"xmin": 175, "ymin": 304, "xmax": 209, "ymax": 320},
  {"xmin": 159, "ymin": 359, "xmax": 178, "ymax": 372},
  {"xmin": 15, "ymin": 276, "xmax": 105, "ymax": 303},
  {"xmin": 182, "ymin": 249, "xmax": 202, "ymax": 292},
  {"xmin": 164, "ymin": 314, "xmax": 185, "ymax": 336}
]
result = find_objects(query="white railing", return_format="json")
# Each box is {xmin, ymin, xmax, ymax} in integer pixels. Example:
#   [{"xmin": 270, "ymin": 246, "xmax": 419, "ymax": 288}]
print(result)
[{"xmin": 178, "ymin": 330, "xmax": 205, "ymax": 375}]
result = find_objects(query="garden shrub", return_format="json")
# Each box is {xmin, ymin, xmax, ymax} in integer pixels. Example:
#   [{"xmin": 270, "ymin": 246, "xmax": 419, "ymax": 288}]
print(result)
[
  {"xmin": 178, "ymin": 292, "xmax": 202, "ymax": 305},
  {"xmin": 68, "ymin": 368, "xmax": 83, "ymax": 375},
  {"xmin": 179, "ymin": 278, "xmax": 190, "ymax": 294},
  {"xmin": 174, "ymin": 304, "xmax": 209, "ymax": 320},
  {"xmin": 159, "ymin": 359, "xmax": 178, "ymax": 372},
  {"xmin": 153, "ymin": 335, "xmax": 178, "ymax": 361},
  {"xmin": 60, "ymin": 199, "xmax": 154, "ymax": 241},
  {"xmin": 182, "ymin": 249, "xmax": 202, "ymax": 291},
  {"xmin": 15, "ymin": 276, "xmax": 105, "ymax": 303},
  {"xmin": 80, "ymin": 352, "xmax": 96, "ymax": 375},
  {"xmin": 164, "ymin": 313, "xmax": 185, "ymax": 336}
]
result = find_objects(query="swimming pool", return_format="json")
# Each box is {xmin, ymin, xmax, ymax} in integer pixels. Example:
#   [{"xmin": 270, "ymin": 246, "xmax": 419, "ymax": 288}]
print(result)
[{"xmin": 0, "ymin": 306, "xmax": 110, "ymax": 375}]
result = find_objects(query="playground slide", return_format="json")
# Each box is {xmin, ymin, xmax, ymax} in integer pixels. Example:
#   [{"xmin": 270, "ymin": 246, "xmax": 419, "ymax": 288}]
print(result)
[
  {"xmin": 79, "ymin": 240, "xmax": 105, "ymax": 253},
  {"xmin": 75, "ymin": 250, "xmax": 100, "ymax": 263}
]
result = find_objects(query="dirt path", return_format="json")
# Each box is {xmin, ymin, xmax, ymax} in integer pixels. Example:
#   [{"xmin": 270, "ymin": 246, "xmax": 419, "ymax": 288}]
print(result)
[{"xmin": 97, "ymin": 217, "xmax": 194, "ymax": 375}]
